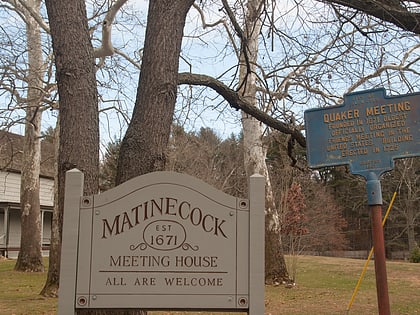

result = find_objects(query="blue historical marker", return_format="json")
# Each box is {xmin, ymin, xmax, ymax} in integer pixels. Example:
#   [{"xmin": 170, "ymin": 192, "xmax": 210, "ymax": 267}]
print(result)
[
  {"xmin": 305, "ymin": 88, "xmax": 419, "ymax": 180},
  {"xmin": 304, "ymin": 88, "xmax": 419, "ymax": 315}
]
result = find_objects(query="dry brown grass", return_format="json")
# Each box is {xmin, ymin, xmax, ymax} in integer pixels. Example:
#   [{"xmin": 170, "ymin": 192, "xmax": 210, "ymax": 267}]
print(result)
[{"xmin": 1, "ymin": 255, "xmax": 419, "ymax": 314}]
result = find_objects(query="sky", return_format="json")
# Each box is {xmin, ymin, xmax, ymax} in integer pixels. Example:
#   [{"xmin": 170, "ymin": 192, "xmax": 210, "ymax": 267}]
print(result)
[
  {"xmin": 1, "ymin": 0, "xmax": 419, "ymax": 155},
  {"xmin": 0, "ymin": 0, "xmax": 242, "ymax": 150},
  {"xmin": 95, "ymin": 0, "xmax": 245, "ymax": 148}
]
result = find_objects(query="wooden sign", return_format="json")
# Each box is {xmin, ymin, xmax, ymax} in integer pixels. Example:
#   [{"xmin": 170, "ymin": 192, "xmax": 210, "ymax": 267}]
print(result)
[{"xmin": 58, "ymin": 170, "xmax": 265, "ymax": 314}]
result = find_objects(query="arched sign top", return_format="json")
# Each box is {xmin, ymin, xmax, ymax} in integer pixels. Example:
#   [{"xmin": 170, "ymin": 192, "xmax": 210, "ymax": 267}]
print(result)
[{"xmin": 94, "ymin": 171, "xmax": 238, "ymax": 210}]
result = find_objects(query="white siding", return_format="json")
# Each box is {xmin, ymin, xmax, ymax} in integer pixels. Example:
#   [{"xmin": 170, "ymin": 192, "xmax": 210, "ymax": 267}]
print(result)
[
  {"xmin": 40, "ymin": 177, "xmax": 54, "ymax": 207},
  {"xmin": 0, "ymin": 171, "xmax": 20, "ymax": 203},
  {"xmin": 0, "ymin": 171, "xmax": 54, "ymax": 207}
]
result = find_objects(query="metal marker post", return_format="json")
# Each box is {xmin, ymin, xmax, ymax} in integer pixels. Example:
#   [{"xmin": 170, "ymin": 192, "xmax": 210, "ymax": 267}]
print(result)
[
  {"xmin": 304, "ymin": 88, "xmax": 420, "ymax": 315},
  {"xmin": 367, "ymin": 174, "xmax": 390, "ymax": 315}
]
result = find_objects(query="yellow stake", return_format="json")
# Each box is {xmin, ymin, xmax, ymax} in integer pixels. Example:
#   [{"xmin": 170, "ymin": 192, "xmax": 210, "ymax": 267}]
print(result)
[{"xmin": 346, "ymin": 191, "xmax": 397, "ymax": 313}]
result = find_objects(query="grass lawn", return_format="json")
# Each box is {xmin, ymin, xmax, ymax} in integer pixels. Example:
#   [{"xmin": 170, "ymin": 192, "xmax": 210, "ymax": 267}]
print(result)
[{"xmin": 1, "ymin": 255, "xmax": 419, "ymax": 314}]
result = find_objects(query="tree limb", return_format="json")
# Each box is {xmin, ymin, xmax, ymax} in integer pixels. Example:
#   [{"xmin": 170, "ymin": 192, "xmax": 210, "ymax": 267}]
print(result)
[
  {"xmin": 178, "ymin": 72, "xmax": 306, "ymax": 147},
  {"xmin": 321, "ymin": 0, "xmax": 420, "ymax": 34},
  {"xmin": 94, "ymin": 0, "xmax": 128, "ymax": 59},
  {"xmin": 192, "ymin": 3, "xmax": 226, "ymax": 28},
  {"xmin": 221, "ymin": 0, "xmax": 252, "ymax": 76},
  {"xmin": 1, "ymin": 0, "xmax": 50, "ymax": 33},
  {"xmin": 346, "ymin": 42, "xmax": 420, "ymax": 93},
  {"xmin": 17, "ymin": 0, "xmax": 50, "ymax": 33}
]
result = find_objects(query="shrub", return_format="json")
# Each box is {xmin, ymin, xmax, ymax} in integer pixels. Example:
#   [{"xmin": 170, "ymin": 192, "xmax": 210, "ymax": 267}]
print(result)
[{"xmin": 409, "ymin": 246, "xmax": 420, "ymax": 263}]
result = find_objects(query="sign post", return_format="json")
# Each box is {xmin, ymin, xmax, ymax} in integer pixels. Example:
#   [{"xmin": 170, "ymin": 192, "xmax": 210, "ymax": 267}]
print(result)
[{"xmin": 304, "ymin": 88, "xmax": 419, "ymax": 315}]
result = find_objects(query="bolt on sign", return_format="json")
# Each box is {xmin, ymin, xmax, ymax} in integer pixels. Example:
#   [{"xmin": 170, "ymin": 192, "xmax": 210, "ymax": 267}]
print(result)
[
  {"xmin": 304, "ymin": 88, "xmax": 419, "ymax": 179},
  {"xmin": 58, "ymin": 170, "xmax": 265, "ymax": 315}
]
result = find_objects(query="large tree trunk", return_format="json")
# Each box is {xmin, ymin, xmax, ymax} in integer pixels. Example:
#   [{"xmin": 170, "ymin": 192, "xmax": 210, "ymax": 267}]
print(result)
[
  {"xmin": 40, "ymin": 121, "xmax": 60, "ymax": 296},
  {"xmin": 239, "ymin": 0, "xmax": 289, "ymax": 284},
  {"xmin": 404, "ymin": 158, "xmax": 419, "ymax": 252},
  {"xmin": 42, "ymin": 0, "xmax": 99, "ymax": 297},
  {"xmin": 407, "ymin": 206, "xmax": 417, "ymax": 252},
  {"xmin": 109, "ymin": 0, "xmax": 194, "ymax": 314},
  {"xmin": 14, "ymin": 0, "xmax": 44, "ymax": 273},
  {"xmin": 116, "ymin": 0, "xmax": 194, "ymax": 183}
]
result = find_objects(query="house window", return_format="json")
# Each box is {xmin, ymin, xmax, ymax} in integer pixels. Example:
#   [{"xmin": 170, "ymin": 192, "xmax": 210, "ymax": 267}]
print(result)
[
  {"xmin": 8, "ymin": 208, "xmax": 21, "ymax": 248},
  {"xmin": 42, "ymin": 210, "xmax": 52, "ymax": 246},
  {"xmin": 0, "ymin": 207, "xmax": 5, "ymax": 246}
]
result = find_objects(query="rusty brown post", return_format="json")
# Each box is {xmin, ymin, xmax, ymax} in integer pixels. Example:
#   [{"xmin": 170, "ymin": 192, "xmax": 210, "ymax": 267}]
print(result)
[
  {"xmin": 371, "ymin": 204, "xmax": 390, "ymax": 315},
  {"xmin": 367, "ymin": 176, "xmax": 390, "ymax": 315}
]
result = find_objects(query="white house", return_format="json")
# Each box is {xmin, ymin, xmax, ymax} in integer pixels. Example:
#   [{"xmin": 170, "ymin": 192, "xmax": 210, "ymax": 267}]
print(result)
[{"xmin": 0, "ymin": 130, "xmax": 55, "ymax": 258}]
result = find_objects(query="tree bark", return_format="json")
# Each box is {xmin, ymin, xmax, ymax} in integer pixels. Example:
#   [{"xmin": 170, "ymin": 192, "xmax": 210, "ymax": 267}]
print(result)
[
  {"xmin": 407, "ymin": 206, "xmax": 417, "ymax": 252},
  {"xmin": 116, "ymin": 0, "xmax": 195, "ymax": 184},
  {"xmin": 404, "ymin": 158, "xmax": 419, "ymax": 252},
  {"xmin": 237, "ymin": 0, "xmax": 289, "ymax": 284},
  {"xmin": 113, "ymin": 1, "xmax": 194, "ymax": 314},
  {"xmin": 14, "ymin": 0, "xmax": 44, "ymax": 273},
  {"xmin": 42, "ymin": 0, "xmax": 99, "ymax": 296},
  {"xmin": 322, "ymin": 0, "xmax": 420, "ymax": 34},
  {"xmin": 40, "ymin": 121, "xmax": 60, "ymax": 296}
]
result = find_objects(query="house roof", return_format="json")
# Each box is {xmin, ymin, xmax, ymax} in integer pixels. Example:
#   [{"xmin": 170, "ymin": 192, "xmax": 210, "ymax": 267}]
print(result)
[{"xmin": 0, "ymin": 130, "xmax": 55, "ymax": 178}]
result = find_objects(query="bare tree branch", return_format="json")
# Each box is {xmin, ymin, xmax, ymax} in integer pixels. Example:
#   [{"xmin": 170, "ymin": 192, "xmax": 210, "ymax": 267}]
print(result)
[
  {"xmin": 17, "ymin": 0, "xmax": 49, "ymax": 32},
  {"xmin": 1, "ymin": 0, "xmax": 49, "ymax": 32},
  {"xmin": 321, "ymin": 0, "xmax": 420, "ymax": 34},
  {"xmin": 192, "ymin": 3, "xmax": 226, "ymax": 28},
  {"xmin": 94, "ymin": 0, "xmax": 128, "ymax": 59},
  {"xmin": 221, "ymin": 0, "xmax": 252, "ymax": 76},
  {"xmin": 346, "ymin": 42, "xmax": 420, "ymax": 93},
  {"xmin": 178, "ymin": 72, "xmax": 306, "ymax": 147}
]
